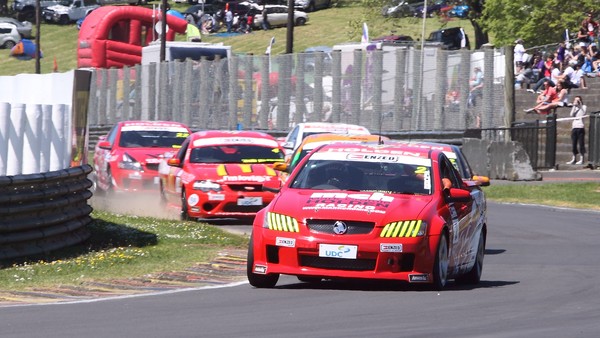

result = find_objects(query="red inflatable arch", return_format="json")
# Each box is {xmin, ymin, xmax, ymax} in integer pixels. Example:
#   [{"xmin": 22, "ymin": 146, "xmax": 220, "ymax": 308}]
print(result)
[{"xmin": 77, "ymin": 6, "xmax": 188, "ymax": 68}]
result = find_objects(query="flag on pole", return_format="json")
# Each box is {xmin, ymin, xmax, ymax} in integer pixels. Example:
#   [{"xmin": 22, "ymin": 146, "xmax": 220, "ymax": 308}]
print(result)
[
  {"xmin": 361, "ymin": 22, "xmax": 369, "ymax": 44},
  {"xmin": 265, "ymin": 36, "xmax": 276, "ymax": 55}
]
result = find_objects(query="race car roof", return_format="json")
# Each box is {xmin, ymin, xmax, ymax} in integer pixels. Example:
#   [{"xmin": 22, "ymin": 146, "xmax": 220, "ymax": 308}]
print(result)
[
  {"xmin": 119, "ymin": 120, "xmax": 191, "ymax": 132},
  {"xmin": 190, "ymin": 130, "xmax": 280, "ymax": 148},
  {"xmin": 313, "ymin": 143, "xmax": 434, "ymax": 162},
  {"xmin": 299, "ymin": 122, "xmax": 371, "ymax": 134},
  {"xmin": 300, "ymin": 133, "xmax": 386, "ymax": 151}
]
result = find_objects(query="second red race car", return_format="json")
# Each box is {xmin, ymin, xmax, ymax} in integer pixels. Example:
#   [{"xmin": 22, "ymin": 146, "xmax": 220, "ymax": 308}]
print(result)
[{"xmin": 159, "ymin": 130, "xmax": 286, "ymax": 220}]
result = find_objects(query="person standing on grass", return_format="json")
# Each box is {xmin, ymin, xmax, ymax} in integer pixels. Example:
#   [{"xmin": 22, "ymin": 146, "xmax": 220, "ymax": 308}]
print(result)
[
  {"xmin": 567, "ymin": 96, "xmax": 587, "ymax": 165},
  {"xmin": 225, "ymin": 4, "xmax": 233, "ymax": 33}
]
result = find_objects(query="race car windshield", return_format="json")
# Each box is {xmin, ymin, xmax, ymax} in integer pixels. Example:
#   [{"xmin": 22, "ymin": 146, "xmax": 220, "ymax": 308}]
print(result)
[
  {"xmin": 190, "ymin": 145, "xmax": 285, "ymax": 164},
  {"xmin": 289, "ymin": 159, "xmax": 432, "ymax": 195},
  {"xmin": 119, "ymin": 130, "xmax": 189, "ymax": 148}
]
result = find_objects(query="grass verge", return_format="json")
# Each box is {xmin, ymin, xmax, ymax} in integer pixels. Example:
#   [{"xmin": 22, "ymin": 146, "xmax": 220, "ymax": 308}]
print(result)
[{"xmin": 0, "ymin": 210, "xmax": 248, "ymax": 291}]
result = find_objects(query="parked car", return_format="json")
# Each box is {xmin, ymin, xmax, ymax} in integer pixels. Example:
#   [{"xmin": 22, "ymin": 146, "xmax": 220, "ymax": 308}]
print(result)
[
  {"xmin": 426, "ymin": 27, "xmax": 470, "ymax": 50},
  {"xmin": 247, "ymin": 142, "xmax": 487, "ymax": 290},
  {"xmin": 0, "ymin": 22, "xmax": 21, "ymax": 49},
  {"xmin": 252, "ymin": 4, "xmax": 308, "ymax": 28},
  {"xmin": 42, "ymin": 0, "xmax": 100, "ymax": 24},
  {"xmin": 281, "ymin": 122, "xmax": 371, "ymax": 155},
  {"xmin": 92, "ymin": 121, "xmax": 192, "ymax": 195},
  {"xmin": 382, "ymin": 0, "xmax": 423, "ymax": 18},
  {"xmin": 12, "ymin": 0, "xmax": 61, "ymax": 21},
  {"xmin": 371, "ymin": 33, "xmax": 414, "ymax": 45},
  {"xmin": 294, "ymin": 0, "xmax": 330, "ymax": 12},
  {"xmin": 448, "ymin": 5, "xmax": 469, "ymax": 18},
  {"xmin": 413, "ymin": 0, "xmax": 447, "ymax": 17},
  {"xmin": 303, "ymin": 45, "xmax": 332, "ymax": 72},
  {"xmin": 0, "ymin": 17, "xmax": 33, "ymax": 38},
  {"xmin": 183, "ymin": 3, "xmax": 220, "ymax": 25},
  {"xmin": 158, "ymin": 130, "xmax": 286, "ymax": 220}
]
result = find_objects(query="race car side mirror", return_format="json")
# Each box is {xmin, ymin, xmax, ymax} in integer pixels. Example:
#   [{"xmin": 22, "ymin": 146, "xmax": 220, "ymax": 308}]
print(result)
[
  {"xmin": 446, "ymin": 188, "xmax": 472, "ymax": 203},
  {"xmin": 272, "ymin": 162, "xmax": 288, "ymax": 172},
  {"xmin": 167, "ymin": 158, "xmax": 181, "ymax": 167},
  {"xmin": 472, "ymin": 175, "xmax": 491, "ymax": 186},
  {"xmin": 97, "ymin": 140, "xmax": 111, "ymax": 150}
]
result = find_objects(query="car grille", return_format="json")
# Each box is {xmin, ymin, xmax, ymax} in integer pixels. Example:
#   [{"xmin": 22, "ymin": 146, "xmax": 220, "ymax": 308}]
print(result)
[
  {"xmin": 306, "ymin": 219, "xmax": 375, "ymax": 235},
  {"xmin": 145, "ymin": 163, "xmax": 159, "ymax": 172},
  {"xmin": 227, "ymin": 184, "xmax": 263, "ymax": 192},
  {"xmin": 299, "ymin": 255, "xmax": 376, "ymax": 271},
  {"xmin": 222, "ymin": 203, "xmax": 267, "ymax": 213}
]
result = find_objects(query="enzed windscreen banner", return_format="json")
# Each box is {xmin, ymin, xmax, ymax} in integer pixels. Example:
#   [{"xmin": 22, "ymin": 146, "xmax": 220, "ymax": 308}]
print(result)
[{"xmin": 0, "ymin": 70, "xmax": 90, "ymax": 175}]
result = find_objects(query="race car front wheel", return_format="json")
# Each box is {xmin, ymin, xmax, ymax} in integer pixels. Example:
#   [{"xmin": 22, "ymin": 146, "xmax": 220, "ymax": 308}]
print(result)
[
  {"xmin": 432, "ymin": 232, "xmax": 449, "ymax": 290},
  {"xmin": 247, "ymin": 236, "xmax": 279, "ymax": 288},
  {"xmin": 180, "ymin": 189, "xmax": 191, "ymax": 221}
]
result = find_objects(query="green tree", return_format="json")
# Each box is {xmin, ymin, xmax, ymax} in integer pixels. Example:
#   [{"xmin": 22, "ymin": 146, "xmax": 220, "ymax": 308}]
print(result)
[{"xmin": 481, "ymin": 0, "xmax": 598, "ymax": 47}]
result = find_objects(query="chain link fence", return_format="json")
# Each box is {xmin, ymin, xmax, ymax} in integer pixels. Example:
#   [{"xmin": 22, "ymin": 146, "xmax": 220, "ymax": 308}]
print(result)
[{"xmin": 88, "ymin": 45, "xmax": 510, "ymax": 134}]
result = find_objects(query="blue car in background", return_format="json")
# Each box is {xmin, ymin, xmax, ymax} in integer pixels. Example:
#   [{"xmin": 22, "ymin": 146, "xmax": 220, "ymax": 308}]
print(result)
[{"xmin": 448, "ymin": 5, "xmax": 469, "ymax": 18}]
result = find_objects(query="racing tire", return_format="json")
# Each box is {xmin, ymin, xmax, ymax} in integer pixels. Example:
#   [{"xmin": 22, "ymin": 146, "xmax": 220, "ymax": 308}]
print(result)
[
  {"xmin": 247, "ymin": 236, "xmax": 279, "ymax": 288},
  {"xmin": 455, "ymin": 231, "xmax": 485, "ymax": 285},
  {"xmin": 180, "ymin": 189, "xmax": 191, "ymax": 221},
  {"xmin": 432, "ymin": 232, "xmax": 449, "ymax": 290}
]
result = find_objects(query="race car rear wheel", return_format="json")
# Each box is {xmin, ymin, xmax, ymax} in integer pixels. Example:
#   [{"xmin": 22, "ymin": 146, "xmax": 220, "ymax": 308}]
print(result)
[
  {"xmin": 456, "ymin": 231, "xmax": 484, "ymax": 285},
  {"xmin": 432, "ymin": 232, "xmax": 449, "ymax": 290},
  {"xmin": 247, "ymin": 236, "xmax": 279, "ymax": 288}
]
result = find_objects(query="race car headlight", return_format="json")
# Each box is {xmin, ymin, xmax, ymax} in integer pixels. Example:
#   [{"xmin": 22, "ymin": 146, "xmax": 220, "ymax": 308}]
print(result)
[
  {"xmin": 264, "ymin": 212, "xmax": 299, "ymax": 232},
  {"xmin": 193, "ymin": 180, "xmax": 222, "ymax": 192},
  {"xmin": 380, "ymin": 220, "xmax": 427, "ymax": 238},
  {"xmin": 117, "ymin": 153, "xmax": 142, "ymax": 171}
]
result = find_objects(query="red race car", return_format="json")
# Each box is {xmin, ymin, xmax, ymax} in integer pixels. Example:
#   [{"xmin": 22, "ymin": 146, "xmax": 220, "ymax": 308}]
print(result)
[
  {"xmin": 159, "ymin": 130, "xmax": 286, "ymax": 220},
  {"xmin": 247, "ymin": 142, "xmax": 487, "ymax": 290},
  {"xmin": 93, "ymin": 120, "xmax": 191, "ymax": 194}
]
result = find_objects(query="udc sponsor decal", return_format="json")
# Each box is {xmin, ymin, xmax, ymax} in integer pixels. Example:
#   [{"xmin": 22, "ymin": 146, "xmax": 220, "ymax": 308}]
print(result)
[{"xmin": 318, "ymin": 244, "xmax": 357, "ymax": 259}]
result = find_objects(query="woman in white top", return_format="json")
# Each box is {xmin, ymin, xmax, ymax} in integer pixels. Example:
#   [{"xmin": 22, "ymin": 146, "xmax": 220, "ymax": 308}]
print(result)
[{"xmin": 567, "ymin": 96, "xmax": 586, "ymax": 164}]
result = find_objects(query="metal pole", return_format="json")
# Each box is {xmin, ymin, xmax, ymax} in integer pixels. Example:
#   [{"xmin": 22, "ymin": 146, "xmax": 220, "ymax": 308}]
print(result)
[{"xmin": 286, "ymin": 0, "xmax": 294, "ymax": 53}]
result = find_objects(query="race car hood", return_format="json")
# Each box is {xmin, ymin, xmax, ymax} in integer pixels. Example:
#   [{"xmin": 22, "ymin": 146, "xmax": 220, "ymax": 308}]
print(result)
[
  {"xmin": 184, "ymin": 163, "xmax": 281, "ymax": 185},
  {"xmin": 269, "ymin": 189, "xmax": 434, "ymax": 224}
]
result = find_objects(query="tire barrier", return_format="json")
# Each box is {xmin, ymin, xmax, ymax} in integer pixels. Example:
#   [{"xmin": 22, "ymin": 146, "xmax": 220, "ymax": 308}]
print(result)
[{"xmin": 0, "ymin": 165, "xmax": 94, "ymax": 261}]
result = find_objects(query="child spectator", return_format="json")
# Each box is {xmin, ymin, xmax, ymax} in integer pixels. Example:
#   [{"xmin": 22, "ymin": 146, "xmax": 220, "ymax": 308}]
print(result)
[{"xmin": 570, "ymin": 64, "xmax": 587, "ymax": 89}]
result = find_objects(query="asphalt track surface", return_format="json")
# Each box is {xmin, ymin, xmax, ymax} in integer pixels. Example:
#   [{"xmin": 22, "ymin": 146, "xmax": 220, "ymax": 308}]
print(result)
[{"xmin": 2, "ymin": 183, "xmax": 600, "ymax": 337}]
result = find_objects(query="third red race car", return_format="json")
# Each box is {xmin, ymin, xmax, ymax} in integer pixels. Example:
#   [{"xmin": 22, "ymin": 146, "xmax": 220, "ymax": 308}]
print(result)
[{"xmin": 159, "ymin": 130, "xmax": 286, "ymax": 220}]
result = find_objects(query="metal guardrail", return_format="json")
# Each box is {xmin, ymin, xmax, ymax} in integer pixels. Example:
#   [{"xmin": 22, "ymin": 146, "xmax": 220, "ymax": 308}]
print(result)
[{"xmin": 0, "ymin": 165, "xmax": 94, "ymax": 261}]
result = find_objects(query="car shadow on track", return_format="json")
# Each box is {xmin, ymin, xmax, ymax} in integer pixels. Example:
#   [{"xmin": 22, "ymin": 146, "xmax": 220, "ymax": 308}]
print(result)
[{"xmin": 275, "ymin": 279, "xmax": 519, "ymax": 292}]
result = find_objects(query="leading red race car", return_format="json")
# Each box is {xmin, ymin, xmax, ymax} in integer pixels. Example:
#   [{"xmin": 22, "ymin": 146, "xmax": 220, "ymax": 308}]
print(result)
[
  {"xmin": 93, "ymin": 120, "xmax": 191, "ymax": 194},
  {"xmin": 247, "ymin": 142, "xmax": 487, "ymax": 290},
  {"xmin": 159, "ymin": 130, "xmax": 286, "ymax": 220}
]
